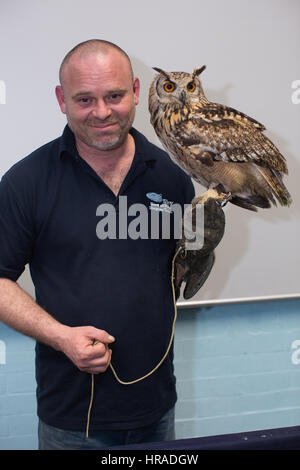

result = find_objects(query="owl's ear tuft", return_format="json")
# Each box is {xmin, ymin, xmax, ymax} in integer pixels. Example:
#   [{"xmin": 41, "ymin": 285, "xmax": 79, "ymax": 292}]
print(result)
[
  {"xmin": 192, "ymin": 65, "xmax": 206, "ymax": 78},
  {"xmin": 153, "ymin": 67, "xmax": 170, "ymax": 79}
]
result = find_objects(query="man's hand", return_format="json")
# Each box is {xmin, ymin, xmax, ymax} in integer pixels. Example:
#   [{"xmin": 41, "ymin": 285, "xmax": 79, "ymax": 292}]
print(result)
[{"xmin": 59, "ymin": 325, "xmax": 115, "ymax": 374}]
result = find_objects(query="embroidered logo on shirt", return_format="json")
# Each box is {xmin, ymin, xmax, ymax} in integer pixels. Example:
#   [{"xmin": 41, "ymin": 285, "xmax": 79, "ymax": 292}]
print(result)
[
  {"xmin": 146, "ymin": 192, "xmax": 163, "ymax": 203},
  {"xmin": 146, "ymin": 192, "xmax": 174, "ymax": 214}
]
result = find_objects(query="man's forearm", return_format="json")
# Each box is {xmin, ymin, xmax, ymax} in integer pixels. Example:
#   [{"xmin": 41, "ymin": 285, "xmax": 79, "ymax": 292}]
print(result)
[
  {"xmin": 0, "ymin": 278, "xmax": 68, "ymax": 350},
  {"xmin": 0, "ymin": 278, "xmax": 115, "ymax": 374}
]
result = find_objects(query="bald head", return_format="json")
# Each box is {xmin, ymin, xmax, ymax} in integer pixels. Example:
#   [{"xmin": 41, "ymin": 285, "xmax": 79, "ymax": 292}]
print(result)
[
  {"xmin": 55, "ymin": 39, "xmax": 140, "ymax": 154},
  {"xmin": 59, "ymin": 39, "xmax": 134, "ymax": 87}
]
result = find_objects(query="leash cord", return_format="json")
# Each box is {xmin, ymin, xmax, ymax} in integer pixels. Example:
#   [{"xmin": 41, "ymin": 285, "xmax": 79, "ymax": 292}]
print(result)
[{"xmin": 85, "ymin": 245, "xmax": 184, "ymax": 438}]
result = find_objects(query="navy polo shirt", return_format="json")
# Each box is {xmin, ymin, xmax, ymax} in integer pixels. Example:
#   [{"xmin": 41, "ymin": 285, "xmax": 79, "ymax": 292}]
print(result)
[{"xmin": 0, "ymin": 125, "xmax": 194, "ymax": 431}]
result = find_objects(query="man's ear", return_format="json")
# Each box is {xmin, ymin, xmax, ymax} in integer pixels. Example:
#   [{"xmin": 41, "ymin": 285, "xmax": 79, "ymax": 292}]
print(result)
[
  {"xmin": 133, "ymin": 77, "xmax": 140, "ymax": 106},
  {"xmin": 55, "ymin": 85, "xmax": 67, "ymax": 114}
]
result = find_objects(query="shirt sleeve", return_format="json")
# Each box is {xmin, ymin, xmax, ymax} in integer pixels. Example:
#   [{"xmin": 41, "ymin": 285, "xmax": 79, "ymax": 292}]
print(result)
[
  {"xmin": 182, "ymin": 171, "xmax": 195, "ymax": 204},
  {"xmin": 0, "ymin": 172, "xmax": 35, "ymax": 281}
]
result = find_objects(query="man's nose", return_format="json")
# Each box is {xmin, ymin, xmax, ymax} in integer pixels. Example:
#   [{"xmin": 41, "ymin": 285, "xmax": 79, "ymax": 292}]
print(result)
[{"xmin": 92, "ymin": 99, "xmax": 112, "ymax": 120}]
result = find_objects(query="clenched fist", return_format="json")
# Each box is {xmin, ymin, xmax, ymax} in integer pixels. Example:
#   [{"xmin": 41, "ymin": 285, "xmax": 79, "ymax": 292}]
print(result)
[{"xmin": 58, "ymin": 325, "xmax": 115, "ymax": 374}]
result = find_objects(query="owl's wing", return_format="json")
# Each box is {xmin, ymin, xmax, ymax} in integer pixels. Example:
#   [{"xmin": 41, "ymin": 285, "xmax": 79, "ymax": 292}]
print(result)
[{"xmin": 176, "ymin": 104, "xmax": 288, "ymax": 173}]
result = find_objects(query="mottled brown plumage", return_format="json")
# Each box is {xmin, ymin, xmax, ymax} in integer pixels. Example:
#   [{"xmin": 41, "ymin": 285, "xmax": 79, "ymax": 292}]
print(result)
[{"xmin": 148, "ymin": 66, "xmax": 292, "ymax": 211}]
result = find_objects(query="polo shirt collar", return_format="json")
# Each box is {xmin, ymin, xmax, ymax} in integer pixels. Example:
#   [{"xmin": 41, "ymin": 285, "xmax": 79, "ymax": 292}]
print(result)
[
  {"xmin": 58, "ymin": 124, "xmax": 78, "ymax": 158},
  {"xmin": 58, "ymin": 124, "xmax": 157, "ymax": 166}
]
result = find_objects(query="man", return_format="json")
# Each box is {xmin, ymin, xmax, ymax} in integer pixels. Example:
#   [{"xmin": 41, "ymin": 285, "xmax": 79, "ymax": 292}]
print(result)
[{"xmin": 0, "ymin": 40, "xmax": 220, "ymax": 450}]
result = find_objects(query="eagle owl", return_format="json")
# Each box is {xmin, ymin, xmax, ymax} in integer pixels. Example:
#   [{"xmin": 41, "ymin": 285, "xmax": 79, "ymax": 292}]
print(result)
[{"xmin": 148, "ymin": 66, "xmax": 292, "ymax": 211}]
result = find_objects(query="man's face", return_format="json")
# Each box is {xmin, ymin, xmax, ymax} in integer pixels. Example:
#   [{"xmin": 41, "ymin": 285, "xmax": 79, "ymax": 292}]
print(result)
[{"xmin": 56, "ymin": 51, "xmax": 140, "ymax": 152}]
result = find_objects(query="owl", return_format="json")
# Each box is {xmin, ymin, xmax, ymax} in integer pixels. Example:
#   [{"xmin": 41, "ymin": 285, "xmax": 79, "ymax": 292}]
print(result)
[{"xmin": 148, "ymin": 66, "xmax": 292, "ymax": 211}]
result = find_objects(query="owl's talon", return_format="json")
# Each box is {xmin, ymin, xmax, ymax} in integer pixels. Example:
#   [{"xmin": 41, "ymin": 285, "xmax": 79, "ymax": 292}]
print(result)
[
  {"xmin": 220, "ymin": 192, "xmax": 232, "ymax": 207},
  {"xmin": 192, "ymin": 188, "xmax": 225, "ymax": 206}
]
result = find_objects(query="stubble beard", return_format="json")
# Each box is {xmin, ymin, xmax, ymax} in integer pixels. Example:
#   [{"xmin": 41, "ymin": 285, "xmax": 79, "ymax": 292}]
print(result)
[
  {"xmin": 88, "ymin": 132, "xmax": 123, "ymax": 151},
  {"xmin": 69, "ymin": 113, "xmax": 135, "ymax": 152}
]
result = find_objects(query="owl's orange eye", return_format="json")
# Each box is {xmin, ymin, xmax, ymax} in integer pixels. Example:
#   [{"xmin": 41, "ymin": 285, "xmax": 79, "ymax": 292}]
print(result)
[
  {"xmin": 163, "ymin": 81, "xmax": 176, "ymax": 93},
  {"xmin": 187, "ymin": 81, "xmax": 196, "ymax": 92}
]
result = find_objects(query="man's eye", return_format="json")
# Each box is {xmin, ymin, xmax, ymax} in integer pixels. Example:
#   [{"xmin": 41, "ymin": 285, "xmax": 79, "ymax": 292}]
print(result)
[
  {"xmin": 109, "ymin": 93, "xmax": 123, "ymax": 102},
  {"xmin": 76, "ymin": 97, "xmax": 93, "ymax": 105}
]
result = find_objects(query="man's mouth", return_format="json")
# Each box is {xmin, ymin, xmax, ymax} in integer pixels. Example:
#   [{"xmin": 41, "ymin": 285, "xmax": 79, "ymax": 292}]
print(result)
[{"xmin": 89, "ymin": 122, "xmax": 117, "ymax": 130}]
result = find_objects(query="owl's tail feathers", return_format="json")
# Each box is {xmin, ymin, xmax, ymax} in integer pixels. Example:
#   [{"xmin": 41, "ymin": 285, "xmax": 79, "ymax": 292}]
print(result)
[
  {"xmin": 260, "ymin": 167, "xmax": 292, "ymax": 207},
  {"xmin": 230, "ymin": 167, "xmax": 292, "ymax": 211},
  {"xmin": 230, "ymin": 195, "xmax": 269, "ymax": 212}
]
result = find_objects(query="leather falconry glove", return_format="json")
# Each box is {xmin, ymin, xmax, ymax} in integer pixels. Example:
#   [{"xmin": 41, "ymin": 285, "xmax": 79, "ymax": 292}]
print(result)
[{"xmin": 174, "ymin": 196, "xmax": 225, "ymax": 300}]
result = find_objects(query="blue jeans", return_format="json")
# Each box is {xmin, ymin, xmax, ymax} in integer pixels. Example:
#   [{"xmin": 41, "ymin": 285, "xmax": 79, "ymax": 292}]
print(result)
[{"xmin": 38, "ymin": 407, "xmax": 175, "ymax": 450}]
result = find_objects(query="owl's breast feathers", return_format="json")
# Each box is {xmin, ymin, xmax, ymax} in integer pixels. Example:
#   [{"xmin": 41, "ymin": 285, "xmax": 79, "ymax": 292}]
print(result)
[{"xmin": 149, "ymin": 100, "xmax": 194, "ymax": 169}]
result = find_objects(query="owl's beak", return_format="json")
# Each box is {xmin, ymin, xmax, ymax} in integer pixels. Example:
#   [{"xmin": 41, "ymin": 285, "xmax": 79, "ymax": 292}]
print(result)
[{"xmin": 179, "ymin": 90, "xmax": 186, "ymax": 105}]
